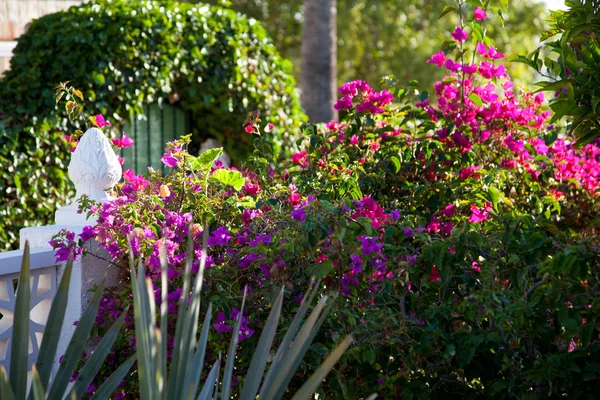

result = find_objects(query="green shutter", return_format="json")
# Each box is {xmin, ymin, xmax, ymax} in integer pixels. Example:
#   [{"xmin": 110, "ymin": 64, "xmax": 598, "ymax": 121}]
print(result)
[{"xmin": 122, "ymin": 103, "xmax": 189, "ymax": 172}]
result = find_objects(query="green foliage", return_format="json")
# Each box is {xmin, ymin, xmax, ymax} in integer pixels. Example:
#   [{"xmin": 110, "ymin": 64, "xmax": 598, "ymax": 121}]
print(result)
[
  {"xmin": 519, "ymin": 0, "xmax": 600, "ymax": 143},
  {"xmin": 198, "ymin": 0, "xmax": 548, "ymax": 88},
  {"xmin": 0, "ymin": 0, "xmax": 305, "ymax": 251},
  {"xmin": 129, "ymin": 230, "xmax": 351, "ymax": 399},
  {"xmin": 0, "ymin": 242, "xmax": 132, "ymax": 399}
]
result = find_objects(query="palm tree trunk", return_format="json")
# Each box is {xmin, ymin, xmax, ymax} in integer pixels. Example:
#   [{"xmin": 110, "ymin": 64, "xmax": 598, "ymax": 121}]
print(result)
[{"xmin": 301, "ymin": 0, "xmax": 338, "ymax": 123}]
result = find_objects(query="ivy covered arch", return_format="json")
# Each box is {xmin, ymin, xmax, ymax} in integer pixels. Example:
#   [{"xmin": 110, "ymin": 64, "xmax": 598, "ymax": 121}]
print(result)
[{"xmin": 0, "ymin": 0, "xmax": 305, "ymax": 249}]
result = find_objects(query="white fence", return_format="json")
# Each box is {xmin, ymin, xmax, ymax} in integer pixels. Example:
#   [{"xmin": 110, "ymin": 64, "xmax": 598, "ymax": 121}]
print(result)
[
  {"xmin": 0, "ymin": 248, "xmax": 58, "ymax": 371},
  {"xmin": 0, "ymin": 127, "xmax": 123, "ymax": 376}
]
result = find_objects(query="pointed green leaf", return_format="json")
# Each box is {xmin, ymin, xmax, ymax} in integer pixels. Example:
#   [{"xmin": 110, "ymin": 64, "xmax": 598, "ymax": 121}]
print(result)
[
  {"xmin": 185, "ymin": 303, "xmax": 213, "ymax": 399},
  {"xmin": 222, "ymin": 290, "xmax": 247, "ymax": 400},
  {"xmin": 240, "ymin": 288, "xmax": 284, "ymax": 400},
  {"xmin": 71, "ymin": 308, "xmax": 129, "ymax": 398},
  {"xmin": 30, "ymin": 368, "xmax": 45, "ymax": 400},
  {"xmin": 36, "ymin": 254, "xmax": 73, "ymax": 388},
  {"xmin": 48, "ymin": 280, "xmax": 105, "ymax": 399},
  {"xmin": 10, "ymin": 241, "xmax": 30, "ymax": 400},
  {"xmin": 0, "ymin": 367, "xmax": 16, "ymax": 400},
  {"xmin": 197, "ymin": 358, "xmax": 220, "ymax": 400},
  {"xmin": 90, "ymin": 355, "xmax": 135, "ymax": 400},
  {"xmin": 291, "ymin": 335, "xmax": 353, "ymax": 400}
]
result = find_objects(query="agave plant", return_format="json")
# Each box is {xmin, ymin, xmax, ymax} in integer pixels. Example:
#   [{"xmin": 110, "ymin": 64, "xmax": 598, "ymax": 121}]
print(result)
[
  {"xmin": 130, "ymin": 229, "xmax": 353, "ymax": 400},
  {"xmin": 0, "ymin": 241, "xmax": 134, "ymax": 400}
]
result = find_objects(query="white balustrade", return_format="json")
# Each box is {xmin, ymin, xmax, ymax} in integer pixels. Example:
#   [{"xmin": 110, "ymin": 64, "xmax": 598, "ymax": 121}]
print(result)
[
  {"xmin": 0, "ymin": 248, "xmax": 58, "ymax": 371},
  {"xmin": 0, "ymin": 127, "xmax": 123, "ymax": 378}
]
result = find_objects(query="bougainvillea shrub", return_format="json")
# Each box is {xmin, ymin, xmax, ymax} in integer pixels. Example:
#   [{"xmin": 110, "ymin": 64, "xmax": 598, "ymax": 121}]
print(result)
[{"xmin": 52, "ymin": 3, "xmax": 600, "ymax": 398}]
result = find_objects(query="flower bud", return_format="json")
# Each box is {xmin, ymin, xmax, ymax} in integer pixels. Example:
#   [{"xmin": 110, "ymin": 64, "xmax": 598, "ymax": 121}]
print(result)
[
  {"xmin": 192, "ymin": 223, "xmax": 203, "ymax": 236},
  {"xmin": 132, "ymin": 227, "xmax": 144, "ymax": 240},
  {"xmin": 159, "ymin": 184, "xmax": 171, "ymax": 198}
]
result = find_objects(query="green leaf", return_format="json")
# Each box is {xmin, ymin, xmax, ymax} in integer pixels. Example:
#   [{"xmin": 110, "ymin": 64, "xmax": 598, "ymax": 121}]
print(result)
[
  {"xmin": 48, "ymin": 279, "xmax": 106, "ymax": 400},
  {"xmin": 71, "ymin": 308, "xmax": 129, "ymax": 398},
  {"xmin": 468, "ymin": 93, "xmax": 484, "ymax": 108},
  {"xmin": 488, "ymin": 187, "xmax": 501, "ymax": 211},
  {"xmin": 189, "ymin": 148, "xmax": 223, "ymax": 172},
  {"xmin": 0, "ymin": 367, "xmax": 15, "ymax": 400},
  {"xmin": 209, "ymin": 169, "xmax": 244, "ymax": 191},
  {"xmin": 438, "ymin": 5, "xmax": 455, "ymax": 20},
  {"xmin": 10, "ymin": 241, "xmax": 30, "ymax": 400},
  {"xmin": 240, "ymin": 288, "xmax": 284, "ymax": 400},
  {"xmin": 291, "ymin": 335, "xmax": 353, "ymax": 400},
  {"xmin": 30, "ymin": 368, "xmax": 45, "ymax": 400},
  {"xmin": 36, "ymin": 254, "xmax": 74, "ymax": 388},
  {"xmin": 389, "ymin": 156, "xmax": 401, "ymax": 173},
  {"xmin": 90, "ymin": 355, "xmax": 136, "ymax": 400},
  {"xmin": 222, "ymin": 292, "xmax": 247, "ymax": 400},
  {"xmin": 305, "ymin": 260, "xmax": 334, "ymax": 279}
]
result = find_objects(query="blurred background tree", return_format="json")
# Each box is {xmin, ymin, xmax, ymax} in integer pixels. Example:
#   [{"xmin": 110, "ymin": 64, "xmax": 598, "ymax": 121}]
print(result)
[{"xmin": 194, "ymin": 0, "xmax": 548, "ymax": 91}]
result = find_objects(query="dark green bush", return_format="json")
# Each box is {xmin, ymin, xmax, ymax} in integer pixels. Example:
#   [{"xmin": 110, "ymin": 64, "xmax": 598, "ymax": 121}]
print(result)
[{"xmin": 0, "ymin": 0, "xmax": 304, "ymax": 250}]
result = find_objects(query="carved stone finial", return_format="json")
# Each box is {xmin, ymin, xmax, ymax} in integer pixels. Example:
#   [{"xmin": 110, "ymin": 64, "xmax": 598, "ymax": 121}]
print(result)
[{"xmin": 55, "ymin": 128, "xmax": 122, "ymax": 226}]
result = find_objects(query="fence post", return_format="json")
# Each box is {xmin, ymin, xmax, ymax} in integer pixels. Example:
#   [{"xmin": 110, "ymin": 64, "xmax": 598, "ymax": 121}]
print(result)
[{"xmin": 19, "ymin": 127, "xmax": 123, "ymax": 376}]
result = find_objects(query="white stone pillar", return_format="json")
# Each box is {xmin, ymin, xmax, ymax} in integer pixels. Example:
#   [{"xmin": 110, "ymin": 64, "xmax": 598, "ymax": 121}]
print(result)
[{"xmin": 19, "ymin": 127, "xmax": 122, "ymax": 376}]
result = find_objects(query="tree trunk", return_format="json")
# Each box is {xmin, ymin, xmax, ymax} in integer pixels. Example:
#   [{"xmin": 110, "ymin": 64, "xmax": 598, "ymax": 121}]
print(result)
[{"xmin": 301, "ymin": 0, "xmax": 337, "ymax": 123}]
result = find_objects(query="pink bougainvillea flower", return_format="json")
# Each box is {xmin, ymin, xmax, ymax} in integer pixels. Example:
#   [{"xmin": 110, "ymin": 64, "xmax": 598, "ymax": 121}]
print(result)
[
  {"xmin": 441, "ymin": 221, "xmax": 453, "ymax": 236},
  {"xmin": 427, "ymin": 214, "xmax": 440, "ymax": 233},
  {"xmin": 428, "ymin": 265, "xmax": 441, "ymax": 282},
  {"xmin": 350, "ymin": 135, "xmax": 359, "ymax": 145},
  {"xmin": 112, "ymin": 132, "xmax": 134, "ymax": 149},
  {"xmin": 459, "ymin": 165, "xmax": 481, "ymax": 180},
  {"xmin": 471, "ymin": 261, "xmax": 482, "ymax": 273},
  {"xmin": 93, "ymin": 114, "xmax": 111, "ymax": 128},
  {"xmin": 474, "ymin": 6, "xmax": 487, "ymax": 20},
  {"xmin": 244, "ymin": 121, "xmax": 254, "ymax": 133},
  {"xmin": 462, "ymin": 64, "xmax": 478, "ymax": 74},
  {"xmin": 291, "ymin": 150, "xmax": 309, "ymax": 168},
  {"xmin": 451, "ymin": 27, "xmax": 468, "ymax": 43},
  {"xmin": 243, "ymin": 182, "xmax": 261, "ymax": 196},
  {"xmin": 427, "ymin": 51, "xmax": 446, "ymax": 67},
  {"xmin": 334, "ymin": 95, "xmax": 353, "ymax": 111},
  {"xmin": 469, "ymin": 204, "xmax": 492, "ymax": 223},
  {"xmin": 122, "ymin": 168, "xmax": 150, "ymax": 191},
  {"xmin": 439, "ymin": 203, "xmax": 455, "ymax": 217}
]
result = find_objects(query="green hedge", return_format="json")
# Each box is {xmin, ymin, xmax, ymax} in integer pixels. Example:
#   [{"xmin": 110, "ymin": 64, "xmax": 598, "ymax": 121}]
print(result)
[{"xmin": 0, "ymin": 0, "xmax": 305, "ymax": 250}]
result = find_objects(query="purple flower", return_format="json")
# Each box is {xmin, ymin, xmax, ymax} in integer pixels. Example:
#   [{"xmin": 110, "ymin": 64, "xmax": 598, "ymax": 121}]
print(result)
[
  {"xmin": 161, "ymin": 155, "xmax": 179, "ymax": 168},
  {"xmin": 79, "ymin": 225, "xmax": 96, "ymax": 242},
  {"xmin": 291, "ymin": 207, "xmax": 307, "ymax": 222},
  {"xmin": 214, "ymin": 311, "xmax": 233, "ymax": 333},
  {"xmin": 391, "ymin": 210, "xmax": 401, "ymax": 221},
  {"xmin": 207, "ymin": 226, "xmax": 230, "ymax": 246},
  {"xmin": 358, "ymin": 236, "xmax": 382, "ymax": 255}
]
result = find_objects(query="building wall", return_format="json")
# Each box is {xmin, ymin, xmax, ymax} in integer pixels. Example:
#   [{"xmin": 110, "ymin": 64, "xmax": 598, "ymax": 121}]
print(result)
[{"xmin": 0, "ymin": 0, "xmax": 83, "ymax": 74}]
